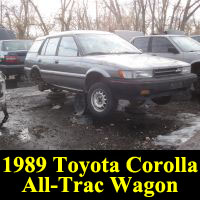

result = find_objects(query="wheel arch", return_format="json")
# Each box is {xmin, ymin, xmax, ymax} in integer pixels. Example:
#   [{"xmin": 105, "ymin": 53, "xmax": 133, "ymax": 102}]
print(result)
[
  {"xmin": 29, "ymin": 65, "xmax": 42, "ymax": 81},
  {"xmin": 85, "ymin": 69, "xmax": 111, "ymax": 91}
]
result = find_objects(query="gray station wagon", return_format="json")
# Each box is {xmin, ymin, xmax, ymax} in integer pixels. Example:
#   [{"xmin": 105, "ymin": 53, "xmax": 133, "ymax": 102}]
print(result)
[
  {"xmin": 131, "ymin": 35, "xmax": 200, "ymax": 93},
  {"xmin": 25, "ymin": 31, "xmax": 195, "ymax": 118}
]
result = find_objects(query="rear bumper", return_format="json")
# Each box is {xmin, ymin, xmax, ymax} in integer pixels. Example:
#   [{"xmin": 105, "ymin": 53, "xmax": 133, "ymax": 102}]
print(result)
[
  {"xmin": 0, "ymin": 65, "xmax": 25, "ymax": 76},
  {"xmin": 109, "ymin": 73, "xmax": 196, "ymax": 100}
]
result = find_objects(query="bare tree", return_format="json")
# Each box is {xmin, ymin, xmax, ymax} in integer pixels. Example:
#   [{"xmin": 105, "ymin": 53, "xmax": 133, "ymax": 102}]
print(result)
[
  {"xmin": 103, "ymin": 0, "xmax": 124, "ymax": 29},
  {"xmin": 180, "ymin": 0, "xmax": 200, "ymax": 31},
  {"xmin": 138, "ymin": 0, "xmax": 148, "ymax": 34},
  {"xmin": 58, "ymin": 0, "xmax": 75, "ymax": 31},
  {"xmin": 169, "ymin": 0, "xmax": 182, "ymax": 29},
  {"xmin": 6, "ymin": 0, "xmax": 31, "ymax": 39},
  {"xmin": 28, "ymin": 0, "xmax": 49, "ymax": 35}
]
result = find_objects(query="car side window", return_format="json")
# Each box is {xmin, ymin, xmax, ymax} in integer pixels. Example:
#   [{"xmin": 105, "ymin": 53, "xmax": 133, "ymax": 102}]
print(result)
[
  {"xmin": 45, "ymin": 37, "xmax": 60, "ymax": 56},
  {"xmin": 133, "ymin": 38, "xmax": 150, "ymax": 52},
  {"xmin": 152, "ymin": 37, "xmax": 174, "ymax": 53},
  {"xmin": 58, "ymin": 37, "xmax": 78, "ymax": 57},
  {"xmin": 28, "ymin": 40, "xmax": 44, "ymax": 53}
]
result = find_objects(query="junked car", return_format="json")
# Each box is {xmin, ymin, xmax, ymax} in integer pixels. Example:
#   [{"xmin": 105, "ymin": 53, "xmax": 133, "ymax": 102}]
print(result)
[
  {"xmin": 25, "ymin": 31, "xmax": 196, "ymax": 118},
  {"xmin": 131, "ymin": 35, "xmax": 200, "ymax": 93},
  {"xmin": 0, "ymin": 40, "xmax": 33, "ymax": 81}
]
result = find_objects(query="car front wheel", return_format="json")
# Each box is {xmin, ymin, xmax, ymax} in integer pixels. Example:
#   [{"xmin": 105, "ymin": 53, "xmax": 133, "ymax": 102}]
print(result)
[
  {"xmin": 87, "ymin": 82, "xmax": 117, "ymax": 118},
  {"xmin": 152, "ymin": 96, "xmax": 171, "ymax": 105}
]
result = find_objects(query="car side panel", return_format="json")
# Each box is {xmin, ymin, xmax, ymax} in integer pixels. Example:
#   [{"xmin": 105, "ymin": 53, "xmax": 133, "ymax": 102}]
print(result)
[{"xmin": 47, "ymin": 56, "xmax": 87, "ymax": 90}]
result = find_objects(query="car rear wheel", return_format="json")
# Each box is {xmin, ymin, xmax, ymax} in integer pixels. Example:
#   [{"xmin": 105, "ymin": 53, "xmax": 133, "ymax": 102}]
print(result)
[
  {"xmin": 192, "ymin": 74, "xmax": 200, "ymax": 94},
  {"xmin": 50, "ymin": 87, "xmax": 62, "ymax": 93},
  {"xmin": 74, "ymin": 93, "xmax": 87, "ymax": 116},
  {"xmin": 30, "ymin": 69, "xmax": 47, "ymax": 91},
  {"xmin": 152, "ymin": 96, "xmax": 171, "ymax": 105},
  {"xmin": 87, "ymin": 82, "xmax": 117, "ymax": 118}
]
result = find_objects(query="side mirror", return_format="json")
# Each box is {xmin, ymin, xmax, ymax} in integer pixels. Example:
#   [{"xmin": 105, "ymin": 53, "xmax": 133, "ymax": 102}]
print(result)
[{"xmin": 168, "ymin": 47, "xmax": 179, "ymax": 54}]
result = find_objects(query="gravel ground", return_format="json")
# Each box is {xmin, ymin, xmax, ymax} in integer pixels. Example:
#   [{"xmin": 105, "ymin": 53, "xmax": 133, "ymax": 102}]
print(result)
[{"xmin": 0, "ymin": 80, "xmax": 200, "ymax": 150}]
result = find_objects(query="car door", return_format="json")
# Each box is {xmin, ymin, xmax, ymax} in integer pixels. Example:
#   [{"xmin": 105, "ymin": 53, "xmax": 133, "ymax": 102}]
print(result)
[
  {"xmin": 38, "ymin": 37, "xmax": 61, "ymax": 84},
  {"xmin": 150, "ymin": 37, "xmax": 183, "ymax": 61},
  {"xmin": 51, "ymin": 36, "xmax": 85, "ymax": 90}
]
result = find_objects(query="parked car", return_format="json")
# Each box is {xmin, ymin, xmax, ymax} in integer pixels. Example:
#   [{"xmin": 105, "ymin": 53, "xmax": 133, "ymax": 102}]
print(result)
[
  {"xmin": 191, "ymin": 35, "xmax": 200, "ymax": 43},
  {"xmin": 0, "ymin": 40, "xmax": 33, "ymax": 80},
  {"xmin": 25, "ymin": 31, "xmax": 195, "ymax": 118},
  {"xmin": 131, "ymin": 35, "xmax": 200, "ymax": 93}
]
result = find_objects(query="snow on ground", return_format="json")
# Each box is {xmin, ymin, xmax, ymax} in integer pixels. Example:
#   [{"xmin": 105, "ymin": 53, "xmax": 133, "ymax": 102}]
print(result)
[{"xmin": 154, "ymin": 113, "xmax": 200, "ymax": 148}]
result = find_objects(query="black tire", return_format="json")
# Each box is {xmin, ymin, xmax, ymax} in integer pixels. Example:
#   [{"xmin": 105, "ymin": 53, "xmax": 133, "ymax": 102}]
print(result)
[
  {"xmin": 192, "ymin": 75, "xmax": 200, "ymax": 95},
  {"xmin": 152, "ymin": 96, "xmax": 171, "ymax": 105},
  {"xmin": 73, "ymin": 93, "xmax": 87, "ymax": 116},
  {"xmin": 30, "ymin": 69, "xmax": 47, "ymax": 91},
  {"xmin": 50, "ymin": 87, "xmax": 62, "ymax": 93},
  {"xmin": 87, "ymin": 82, "xmax": 117, "ymax": 118}
]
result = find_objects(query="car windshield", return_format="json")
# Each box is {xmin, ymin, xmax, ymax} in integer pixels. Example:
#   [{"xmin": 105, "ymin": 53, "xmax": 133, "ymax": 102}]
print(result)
[
  {"xmin": 77, "ymin": 34, "xmax": 141, "ymax": 55},
  {"xmin": 2, "ymin": 40, "xmax": 33, "ymax": 51},
  {"xmin": 170, "ymin": 36, "xmax": 200, "ymax": 52}
]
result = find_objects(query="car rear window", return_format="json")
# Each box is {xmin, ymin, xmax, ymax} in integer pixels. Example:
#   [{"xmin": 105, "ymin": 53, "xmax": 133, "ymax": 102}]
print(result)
[
  {"xmin": 29, "ymin": 40, "xmax": 44, "ymax": 53},
  {"xmin": 2, "ymin": 40, "xmax": 33, "ymax": 51}
]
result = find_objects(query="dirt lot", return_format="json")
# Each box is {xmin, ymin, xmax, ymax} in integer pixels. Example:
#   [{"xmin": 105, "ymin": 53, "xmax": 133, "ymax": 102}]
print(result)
[{"xmin": 0, "ymin": 80, "xmax": 200, "ymax": 150}]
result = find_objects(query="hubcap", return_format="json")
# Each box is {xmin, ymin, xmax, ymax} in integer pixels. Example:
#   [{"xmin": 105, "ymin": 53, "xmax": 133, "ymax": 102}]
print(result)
[{"xmin": 91, "ymin": 89, "xmax": 108, "ymax": 112}]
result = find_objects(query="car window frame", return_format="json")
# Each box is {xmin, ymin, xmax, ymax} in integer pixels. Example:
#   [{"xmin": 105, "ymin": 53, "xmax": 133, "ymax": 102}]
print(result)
[
  {"xmin": 149, "ymin": 36, "xmax": 178, "ymax": 53},
  {"xmin": 40, "ymin": 36, "xmax": 61, "ymax": 57},
  {"xmin": 39, "ymin": 38, "xmax": 49, "ymax": 56},
  {"xmin": 57, "ymin": 35, "xmax": 80, "ymax": 57}
]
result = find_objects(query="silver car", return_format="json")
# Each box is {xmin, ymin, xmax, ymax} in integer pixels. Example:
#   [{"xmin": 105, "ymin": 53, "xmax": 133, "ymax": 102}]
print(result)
[
  {"xmin": 25, "ymin": 31, "xmax": 195, "ymax": 118},
  {"xmin": 131, "ymin": 35, "xmax": 200, "ymax": 93}
]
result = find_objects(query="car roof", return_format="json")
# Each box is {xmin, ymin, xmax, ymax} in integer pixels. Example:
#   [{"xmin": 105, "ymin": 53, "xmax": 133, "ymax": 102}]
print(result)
[
  {"xmin": 131, "ymin": 34, "xmax": 187, "ymax": 41},
  {"xmin": 1, "ymin": 39, "xmax": 33, "ymax": 42},
  {"xmin": 35, "ymin": 30, "xmax": 112, "ymax": 41}
]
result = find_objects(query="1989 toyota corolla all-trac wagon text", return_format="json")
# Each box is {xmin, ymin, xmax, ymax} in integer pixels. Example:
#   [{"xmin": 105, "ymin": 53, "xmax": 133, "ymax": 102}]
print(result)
[{"xmin": 25, "ymin": 31, "xmax": 196, "ymax": 118}]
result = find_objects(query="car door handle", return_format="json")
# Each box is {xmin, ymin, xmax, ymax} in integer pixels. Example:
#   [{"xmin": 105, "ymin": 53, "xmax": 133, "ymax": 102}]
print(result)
[{"xmin": 55, "ymin": 60, "xmax": 59, "ymax": 64}]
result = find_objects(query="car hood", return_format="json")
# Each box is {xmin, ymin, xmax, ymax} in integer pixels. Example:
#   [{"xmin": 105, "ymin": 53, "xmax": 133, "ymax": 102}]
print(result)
[{"xmin": 84, "ymin": 54, "xmax": 190, "ymax": 70}]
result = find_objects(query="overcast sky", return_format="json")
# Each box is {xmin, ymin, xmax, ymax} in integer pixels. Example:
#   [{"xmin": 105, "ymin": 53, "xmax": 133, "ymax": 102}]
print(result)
[
  {"xmin": 25, "ymin": 0, "xmax": 129, "ymax": 19},
  {"xmin": 29, "ymin": 0, "xmax": 97, "ymax": 18}
]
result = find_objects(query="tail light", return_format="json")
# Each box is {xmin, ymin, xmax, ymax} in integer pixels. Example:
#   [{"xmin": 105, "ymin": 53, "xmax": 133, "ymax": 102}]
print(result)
[{"xmin": 4, "ymin": 56, "xmax": 18, "ymax": 63}]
